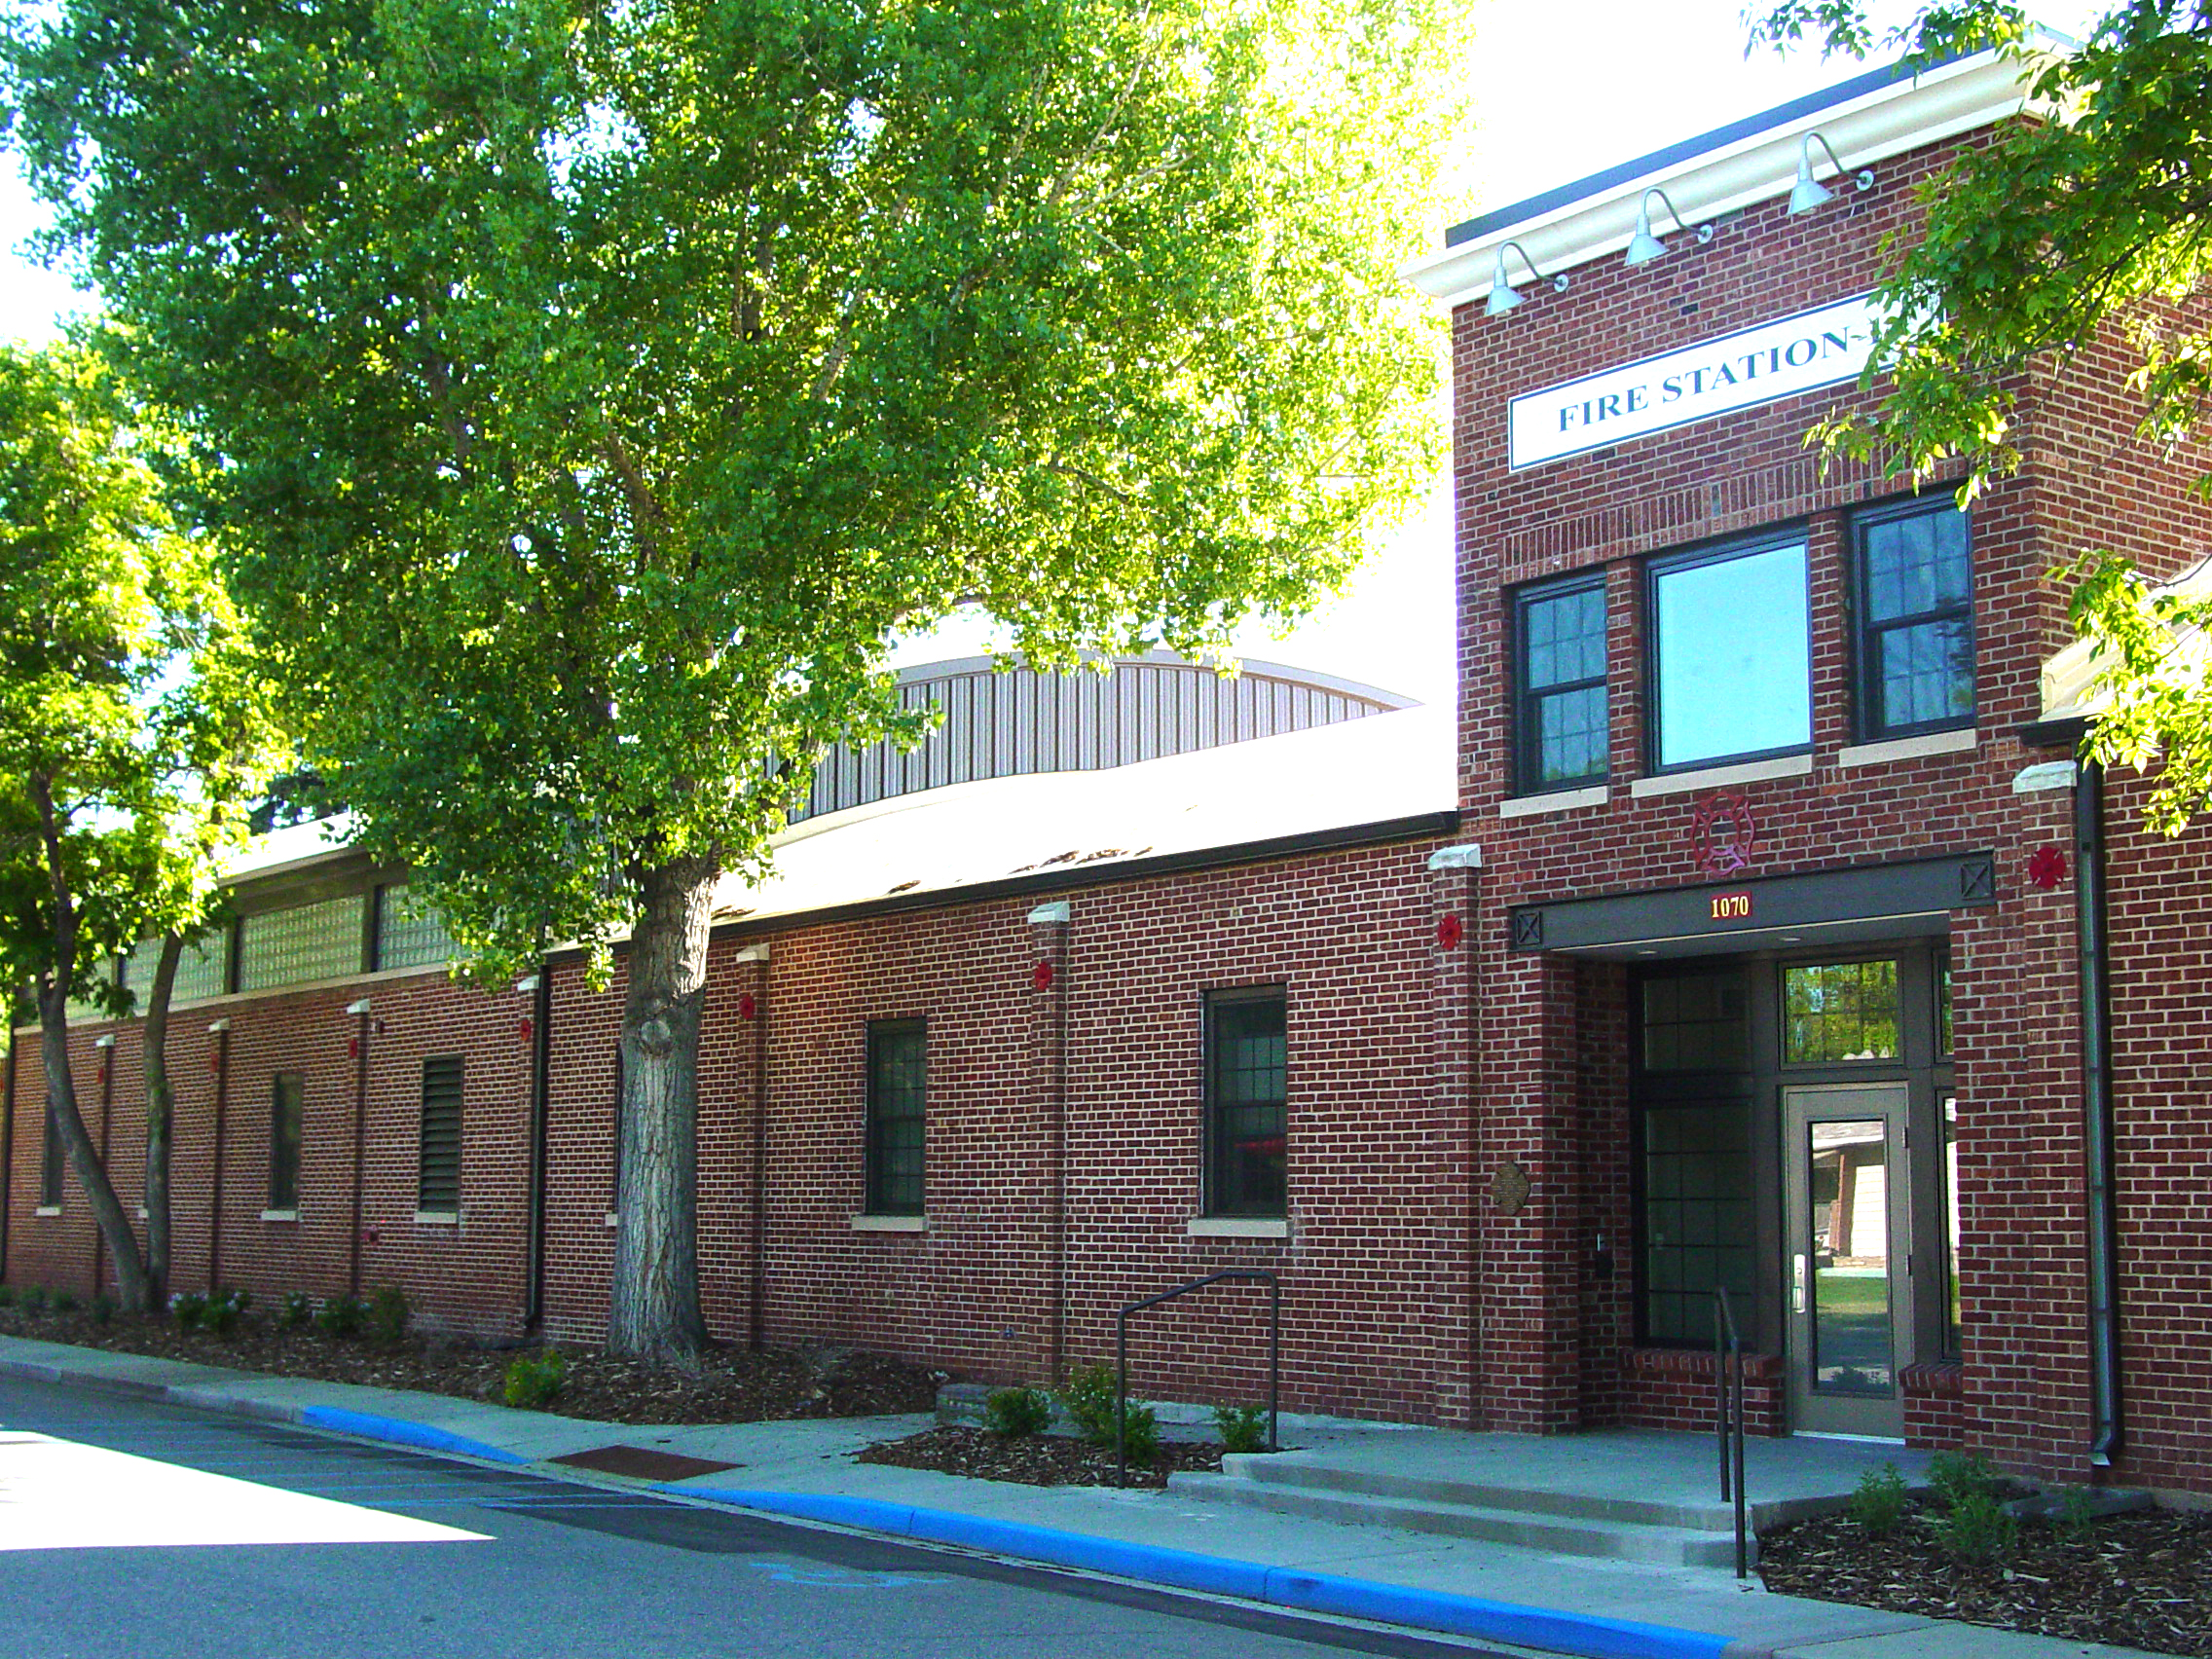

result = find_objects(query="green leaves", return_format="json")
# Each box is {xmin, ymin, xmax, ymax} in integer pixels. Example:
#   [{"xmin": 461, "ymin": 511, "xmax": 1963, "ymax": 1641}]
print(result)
[{"xmin": 5, "ymin": 0, "xmax": 1461, "ymax": 970}]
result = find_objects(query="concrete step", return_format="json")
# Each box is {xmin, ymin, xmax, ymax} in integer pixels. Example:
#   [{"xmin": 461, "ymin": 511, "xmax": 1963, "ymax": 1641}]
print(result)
[{"xmin": 1165, "ymin": 1469, "xmax": 1752, "ymax": 1567}]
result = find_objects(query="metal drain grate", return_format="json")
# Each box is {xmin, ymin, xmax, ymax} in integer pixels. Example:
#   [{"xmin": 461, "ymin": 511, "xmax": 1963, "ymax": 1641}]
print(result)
[{"xmin": 548, "ymin": 1445, "xmax": 740, "ymax": 1482}]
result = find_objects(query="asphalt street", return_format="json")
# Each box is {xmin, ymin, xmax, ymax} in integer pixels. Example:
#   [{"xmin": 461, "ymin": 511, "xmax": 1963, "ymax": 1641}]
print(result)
[{"xmin": 0, "ymin": 1377, "xmax": 1514, "ymax": 1659}]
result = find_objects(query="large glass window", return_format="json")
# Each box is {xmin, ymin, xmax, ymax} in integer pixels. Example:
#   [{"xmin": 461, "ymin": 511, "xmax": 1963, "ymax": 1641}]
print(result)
[
  {"xmin": 1514, "ymin": 574, "xmax": 1608, "ymax": 792},
  {"xmin": 1648, "ymin": 536, "xmax": 1811, "ymax": 770},
  {"xmin": 1856, "ymin": 499, "xmax": 1972, "ymax": 738},
  {"xmin": 865, "ymin": 1020, "xmax": 926, "ymax": 1216},
  {"xmin": 1206, "ymin": 990, "xmax": 1287, "ymax": 1217},
  {"xmin": 1641, "ymin": 1101, "xmax": 1757, "ymax": 1343},
  {"xmin": 1783, "ymin": 961, "xmax": 1899, "ymax": 1064}
]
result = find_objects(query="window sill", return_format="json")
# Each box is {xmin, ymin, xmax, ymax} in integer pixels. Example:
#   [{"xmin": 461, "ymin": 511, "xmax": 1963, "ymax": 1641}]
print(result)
[
  {"xmin": 413, "ymin": 1209, "xmax": 459, "ymax": 1226},
  {"xmin": 1499, "ymin": 784, "xmax": 1607, "ymax": 819},
  {"xmin": 1834, "ymin": 728, "xmax": 1976, "ymax": 769},
  {"xmin": 260, "ymin": 1208, "xmax": 299, "ymax": 1223},
  {"xmin": 1629, "ymin": 753, "xmax": 1813, "ymax": 799},
  {"xmin": 32, "ymin": 1205, "xmax": 59, "ymax": 1218},
  {"xmin": 851, "ymin": 1214, "xmax": 927, "ymax": 1233},
  {"xmin": 1187, "ymin": 1217, "xmax": 1289, "ymax": 1239},
  {"xmin": 605, "ymin": 1211, "xmax": 619, "ymax": 1229}
]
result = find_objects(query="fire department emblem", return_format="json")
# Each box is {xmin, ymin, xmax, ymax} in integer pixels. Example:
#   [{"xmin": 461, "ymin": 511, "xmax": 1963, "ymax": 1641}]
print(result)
[{"xmin": 1691, "ymin": 793, "xmax": 1758, "ymax": 878}]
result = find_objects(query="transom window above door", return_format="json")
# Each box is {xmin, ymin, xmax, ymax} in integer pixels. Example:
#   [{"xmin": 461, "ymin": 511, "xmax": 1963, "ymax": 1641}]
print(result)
[
  {"xmin": 1647, "ymin": 535, "xmax": 1812, "ymax": 771},
  {"xmin": 1783, "ymin": 960, "xmax": 1900, "ymax": 1064}
]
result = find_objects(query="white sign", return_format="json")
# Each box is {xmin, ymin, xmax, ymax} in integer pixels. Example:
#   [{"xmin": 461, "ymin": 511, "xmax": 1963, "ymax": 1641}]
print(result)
[{"xmin": 1507, "ymin": 294, "xmax": 1881, "ymax": 470}]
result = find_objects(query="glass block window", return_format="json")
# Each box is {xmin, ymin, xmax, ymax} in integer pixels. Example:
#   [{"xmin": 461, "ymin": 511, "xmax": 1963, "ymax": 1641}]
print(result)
[
  {"xmin": 1640, "ymin": 972, "xmax": 1749, "ymax": 1072},
  {"xmin": 378, "ymin": 885, "xmax": 457, "ymax": 972},
  {"xmin": 170, "ymin": 932, "xmax": 232, "ymax": 1003},
  {"xmin": 269, "ymin": 1073, "xmax": 305, "ymax": 1210},
  {"xmin": 418, "ymin": 1056, "xmax": 464, "ymax": 1212},
  {"xmin": 865, "ymin": 1021, "xmax": 926, "ymax": 1216},
  {"xmin": 1856, "ymin": 499, "xmax": 1973, "ymax": 738},
  {"xmin": 239, "ymin": 896, "xmax": 365, "ymax": 992},
  {"xmin": 1515, "ymin": 574, "xmax": 1608, "ymax": 792},
  {"xmin": 1649, "ymin": 536, "xmax": 1811, "ymax": 769},
  {"xmin": 1206, "ymin": 990, "xmax": 1287, "ymax": 1217},
  {"xmin": 1641, "ymin": 1101, "xmax": 1756, "ymax": 1343},
  {"xmin": 121, "ymin": 938, "xmax": 165, "ymax": 1013},
  {"xmin": 1783, "ymin": 960, "xmax": 1900, "ymax": 1063}
]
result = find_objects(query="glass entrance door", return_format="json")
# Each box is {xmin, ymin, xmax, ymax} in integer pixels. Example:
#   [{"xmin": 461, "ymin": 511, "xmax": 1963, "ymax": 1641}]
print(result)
[{"xmin": 1783, "ymin": 1083, "xmax": 1910, "ymax": 1437}]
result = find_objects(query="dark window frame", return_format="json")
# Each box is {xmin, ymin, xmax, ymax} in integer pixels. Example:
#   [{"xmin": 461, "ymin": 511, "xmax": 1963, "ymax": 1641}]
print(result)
[
  {"xmin": 864, "ymin": 1019, "xmax": 927, "ymax": 1217},
  {"xmin": 39, "ymin": 1105, "xmax": 63, "ymax": 1208},
  {"xmin": 1851, "ymin": 495, "xmax": 1975, "ymax": 742},
  {"xmin": 1643, "ymin": 528, "xmax": 1815, "ymax": 775},
  {"xmin": 418, "ymin": 1055, "xmax": 463, "ymax": 1213},
  {"xmin": 1512, "ymin": 571, "xmax": 1610, "ymax": 794},
  {"xmin": 269, "ymin": 1072, "xmax": 305, "ymax": 1210},
  {"xmin": 1779, "ymin": 956, "xmax": 1904, "ymax": 1069},
  {"xmin": 1203, "ymin": 985, "xmax": 1288, "ymax": 1219}
]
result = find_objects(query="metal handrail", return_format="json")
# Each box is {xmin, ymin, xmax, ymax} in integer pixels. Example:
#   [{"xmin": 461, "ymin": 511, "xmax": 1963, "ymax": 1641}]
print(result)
[
  {"xmin": 1115, "ymin": 1270, "xmax": 1280, "ymax": 1487},
  {"xmin": 1714, "ymin": 1285, "xmax": 1748, "ymax": 1579}
]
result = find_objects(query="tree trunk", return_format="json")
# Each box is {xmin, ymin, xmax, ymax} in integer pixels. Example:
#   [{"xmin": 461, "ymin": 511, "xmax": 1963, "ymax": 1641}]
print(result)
[
  {"xmin": 35, "ymin": 978, "xmax": 152, "ymax": 1312},
  {"xmin": 141, "ymin": 934, "xmax": 182, "ymax": 1309},
  {"xmin": 606, "ymin": 852, "xmax": 717, "ymax": 1363}
]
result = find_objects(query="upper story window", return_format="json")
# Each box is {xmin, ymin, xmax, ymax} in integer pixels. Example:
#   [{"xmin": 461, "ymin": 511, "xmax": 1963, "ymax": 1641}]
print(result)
[
  {"xmin": 1647, "ymin": 535, "xmax": 1811, "ymax": 772},
  {"xmin": 1854, "ymin": 498, "xmax": 1973, "ymax": 739},
  {"xmin": 1513, "ymin": 573, "xmax": 1608, "ymax": 793}
]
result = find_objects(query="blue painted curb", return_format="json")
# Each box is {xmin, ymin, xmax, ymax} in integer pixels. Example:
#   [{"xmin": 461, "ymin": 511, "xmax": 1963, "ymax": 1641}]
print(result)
[
  {"xmin": 299, "ymin": 1405, "xmax": 530, "ymax": 1466},
  {"xmin": 661, "ymin": 1487, "xmax": 1733, "ymax": 1659}
]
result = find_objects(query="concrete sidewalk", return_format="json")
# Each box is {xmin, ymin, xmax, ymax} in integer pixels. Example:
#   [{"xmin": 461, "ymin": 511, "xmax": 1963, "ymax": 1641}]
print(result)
[{"xmin": 0, "ymin": 1333, "xmax": 2151, "ymax": 1659}]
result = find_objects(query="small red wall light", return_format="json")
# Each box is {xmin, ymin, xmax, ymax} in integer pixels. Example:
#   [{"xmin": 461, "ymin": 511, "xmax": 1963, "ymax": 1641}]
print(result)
[
  {"xmin": 1031, "ymin": 960, "xmax": 1055, "ymax": 992},
  {"xmin": 2027, "ymin": 846, "xmax": 2068, "ymax": 891},
  {"xmin": 518, "ymin": 1016, "xmax": 535, "ymax": 1044},
  {"xmin": 1436, "ymin": 914, "xmax": 1464, "ymax": 950},
  {"xmin": 738, "ymin": 992, "xmax": 757, "ymax": 1021},
  {"xmin": 348, "ymin": 1035, "xmax": 360, "ymax": 1059},
  {"xmin": 207, "ymin": 1048, "xmax": 222, "ymax": 1074}
]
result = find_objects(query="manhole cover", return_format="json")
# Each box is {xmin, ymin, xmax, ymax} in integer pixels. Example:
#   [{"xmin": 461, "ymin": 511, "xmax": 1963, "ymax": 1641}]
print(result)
[{"xmin": 549, "ymin": 1445, "xmax": 740, "ymax": 1482}]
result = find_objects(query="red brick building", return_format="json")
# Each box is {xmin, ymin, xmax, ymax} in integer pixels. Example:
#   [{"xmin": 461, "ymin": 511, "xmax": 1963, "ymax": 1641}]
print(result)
[{"xmin": 9, "ymin": 42, "xmax": 2211, "ymax": 1499}]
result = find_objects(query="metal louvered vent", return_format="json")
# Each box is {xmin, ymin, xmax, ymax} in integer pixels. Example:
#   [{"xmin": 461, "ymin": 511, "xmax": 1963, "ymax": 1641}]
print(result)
[
  {"xmin": 418, "ymin": 1056, "xmax": 463, "ymax": 1211},
  {"xmin": 792, "ymin": 654, "xmax": 1413, "ymax": 824}
]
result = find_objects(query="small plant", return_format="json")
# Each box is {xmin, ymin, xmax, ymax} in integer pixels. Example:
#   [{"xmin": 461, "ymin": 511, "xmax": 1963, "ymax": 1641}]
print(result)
[
  {"xmin": 316, "ymin": 1294, "xmax": 366, "ymax": 1337},
  {"xmin": 90, "ymin": 1294, "xmax": 116, "ymax": 1326},
  {"xmin": 1929, "ymin": 1449, "xmax": 2003, "ymax": 1509},
  {"xmin": 2054, "ymin": 1484, "xmax": 2100, "ymax": 1541},
  {"xmin": 1213, "ymin": 1403, "xmax": 1271, "ymax": 1454},
  {"xmin": 0, "ymin": 1284, "xmax": 18, "ymax": 1309},
  {"xmin": 1847, "ymin": 1461, "xmax": 1910, "ymax": 1537},
  {"xmin": 367, "ymin": 1284, "xmax": 410, "ymax": 1344},
  {"xmin": 20, "ymin": 1286, "xmax": 50, "ymax": 1315},
  {"xmin": 277, "ymin": 1291, "xmax": 314, "ymax": 1331},
  {"xmin": 52, "ymin": 1289, "xmax": 79, "ymax": 1314},
  {"xmin": 1935, "ymin": 1492, "xmax": 2019, "ymax": 1566},
  {"xmin": 202, "ymin": 1288, "xmax": 251, "ymax": 1337},
  {"xmin": 983, "ymin": 1386, "xmax": 1053, "ymax": 1439},
  {"xmin": 1054, "ymin": 1362, "xmax": 1120, "ymax": 1445},
  {"xmin": 1116, "ymin": 1401, "xmax": 1162, "ymax": 1467},
  {"xmin": 502, "ymin": 1349, "xmax": 567, "ymax": 1410},
  {"xmin": 168, "ymin": 1289, "xmax": 206, "ymax": 1328}
]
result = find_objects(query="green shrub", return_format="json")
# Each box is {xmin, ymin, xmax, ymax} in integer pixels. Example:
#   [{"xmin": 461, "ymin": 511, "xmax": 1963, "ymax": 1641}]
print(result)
[
  {"xmin": 2054, "ymin": 1485, "xmax": 2100, "ymax": 1541},
  {"xmin": 52, "ymin": 1289, "xmax": 79, "ymax": 1314},
  {"xmin": 1847, "ymin": 1461, "xmax": 1909, "ymax": 1536},
  {"xmin": 202, "ymin": 1288, "xmax": 250, "ymax": 1337},
  {"xmin": 1116, "ymin": 1401, "xmax": 1162, "ymax": 1467},
  {"xmin": 1213, "ymin": 1403, "xmax": 1271, "ymax": 1455},
  {"xmin": 1936, "ymin": 1492, "xmax": 2018, "ymax": 1565},
  {"xmin": 502, "ymin": 1349, "xmax": 567, "ymax": 1410},
  {"xmin": 168, "ymin": 1289, "xmax": 205, "ymax": 1328},
  {"xmin": 1930, "ymin": 1450, "xmax": 2003, "ymax": 1509},
  {"xmin": 367, "ymin": 1285, "xmax": 410, "ymax": 1344},
  {"xmin": 0, "ymin": 1284, "xmax": 18, "ymax": 1309},
  {"xmin": 276, "ymin": 1291, "xmax": 314, "ymax": 1331},
  {"xmin": 90, "ymin": 1294, "xmax": 116, "ymax": 1326},
  {"xmin": 20, "ymin": 1286, "xmax": 50, "ymax": 1315},
  {"xmin": 316, "ymin": 1294, "xmax": 366, "ymax": 1337},
  {"xmin": 1055, "ymin": 1362, "xmax": 1120, "ymax": 1445},
  {"xmin": 983, "ymin": 1386, "xmax": 1052, "ymax": 1439}
]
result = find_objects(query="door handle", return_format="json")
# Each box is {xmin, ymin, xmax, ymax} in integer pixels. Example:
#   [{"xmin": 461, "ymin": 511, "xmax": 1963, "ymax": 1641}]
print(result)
[{"xmin": 1793, "ymin": 1253, "xmax": 1808, "ymax": 1314}]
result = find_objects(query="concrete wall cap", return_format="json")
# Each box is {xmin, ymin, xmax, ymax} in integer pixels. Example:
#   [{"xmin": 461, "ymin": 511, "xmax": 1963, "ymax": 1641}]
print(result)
[
  {"xmin": 1026, "ymin": 901, "xmax": 1072, "ymax": 925},
  {"xmin": 1426, "ymin": 844, "xmax": 1484, "ymax": 870},
  {"xmin": 2013, "ymin": 760, "xmax": 2078, "ymax": 793}
]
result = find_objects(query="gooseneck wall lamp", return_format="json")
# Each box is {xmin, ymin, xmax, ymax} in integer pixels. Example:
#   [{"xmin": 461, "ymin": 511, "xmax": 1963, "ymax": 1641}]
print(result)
[
  {"xmin": 1788, "ymin": 131, "xmax": 1875, "ymax": 215},
  {"xmin": 1486, "ymin": 240, "xmax": 1569, "ymax": 316},
  {"xmin": 1624, "ymin": 188, "xmax": 1712, "ymax": 268}
]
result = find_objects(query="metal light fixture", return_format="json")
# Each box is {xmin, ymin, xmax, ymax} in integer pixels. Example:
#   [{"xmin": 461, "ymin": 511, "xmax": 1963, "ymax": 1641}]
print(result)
[
  {"xmin": 1788, "ymin": 132, "xmax": 1874, "ymax": 215},
  {"xmin": 1624, "ymin": 188, "xmax": 1711, "ymax": 268},
  {"xmin": 1486, "ymin": 240, "xmax": 1568, "ymax": 316}
]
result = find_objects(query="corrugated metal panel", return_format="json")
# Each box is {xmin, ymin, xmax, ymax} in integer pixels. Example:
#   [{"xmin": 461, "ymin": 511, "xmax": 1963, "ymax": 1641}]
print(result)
[{"xmin": 791, "ymin": 656, "xmax": 1411, "ymax": 824}]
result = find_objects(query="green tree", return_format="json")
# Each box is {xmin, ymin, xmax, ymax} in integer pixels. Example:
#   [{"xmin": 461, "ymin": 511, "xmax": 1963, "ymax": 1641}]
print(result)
[
  {"xmin": 0, "ymin": 343, "xmax": 278, "ymax": 1312},
  {"xmin": 4, "ymin": 0, "xmax": 1461, "ymax": 1358},
  {"xmin": 1747, "ymin": 1, "xmax": 2212, "ymax": 829}
]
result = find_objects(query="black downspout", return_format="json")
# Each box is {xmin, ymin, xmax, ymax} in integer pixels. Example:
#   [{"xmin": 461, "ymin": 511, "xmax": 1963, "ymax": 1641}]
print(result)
[
  {"xmin": 523, "ymin": 966, "xmax": 553, "ymax": 1334},
  {"xmin": 2, "ymin": 1014, "xmax": 16, "ymax": 1284},
  {"xmin": 2077, "ymin": 759, "xmax": 2122, "ymax": 1466}
]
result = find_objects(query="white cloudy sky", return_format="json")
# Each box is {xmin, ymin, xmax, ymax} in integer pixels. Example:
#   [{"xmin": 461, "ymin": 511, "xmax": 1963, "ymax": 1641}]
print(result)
[{"xmin": 0, "ymin": 1, "xmax": 2091, "ymax": 708}]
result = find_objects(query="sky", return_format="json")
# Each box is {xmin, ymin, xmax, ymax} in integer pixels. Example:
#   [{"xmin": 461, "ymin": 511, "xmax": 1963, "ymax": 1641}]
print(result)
[{"xmin": 0, "ymin": 1, "xmax": 2087, "ymax": 711}]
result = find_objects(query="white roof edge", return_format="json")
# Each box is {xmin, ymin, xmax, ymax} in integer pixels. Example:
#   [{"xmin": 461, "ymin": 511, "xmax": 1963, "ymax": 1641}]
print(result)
[
  {"xmin": 1406, "ymin": 44, "xmax": 2060, "ymax": 306},
  {"xmin": 2041, "ymin": 554, "xmax": 2212, "ymax": 722}
]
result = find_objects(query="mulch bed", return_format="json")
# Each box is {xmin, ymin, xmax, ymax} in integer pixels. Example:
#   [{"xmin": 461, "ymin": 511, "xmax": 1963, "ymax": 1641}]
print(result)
[
  {"xmin": 856, "ymin": 1424, "xmax": 1226, "ymax": 1490},
  {"xmin": 0, "ymin": 1303, "xmax": 944, "ymax": 1426},
  {"xmin": 1760, "ymin": 1501, "xmax": 2212, "ymax": 1658}
]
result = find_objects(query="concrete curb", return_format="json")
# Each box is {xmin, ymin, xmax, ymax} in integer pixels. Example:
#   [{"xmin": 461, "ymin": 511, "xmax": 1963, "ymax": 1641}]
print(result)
[
  {"xmin": 298, "ymin": 1405, "xmax": 530, "ymax": 1466},
  {"xmin": 668, "ymin": 1487, "xmax": 1738, "ymax": 1659}
]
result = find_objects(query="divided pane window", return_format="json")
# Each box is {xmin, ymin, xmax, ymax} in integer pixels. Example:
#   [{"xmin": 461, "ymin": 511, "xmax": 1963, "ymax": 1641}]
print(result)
[
  {"xmin": 1206, "ymin": 990, "xmax": 1286, "ymax": 1217},
  {"xmin": 418, "ymin": 1056, "xmax": 463, "ymax": 1212},
  {"xmin": 1640, "ymin": 1100, "xmax": 1757, "ymax": 1343},
  {"xmin": 1856, "ymin": 500, "xmax": 1972, "ymax": 738},
  {"xmin": 865, "ymin": 1021, "xmax": 926, "ymax": 1216},
  {"xmin": 1782, "ymin": 961, "xmax": 1899, "ymax": 1064},
  {"xmin": 1648, "ymin": 536, "xmax": 1811, "ymax": 770},
  {"xmin": 269, "ymin": 1074, "xmax": 305, "ymax": 1209},
  {"xmin": 1640, "ymin": 971, "xmax": 1748, "ymax": 1073},
  {"xmin": 1514, "ymin": 574, "xmax": 1608, "ymax": 792}
]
